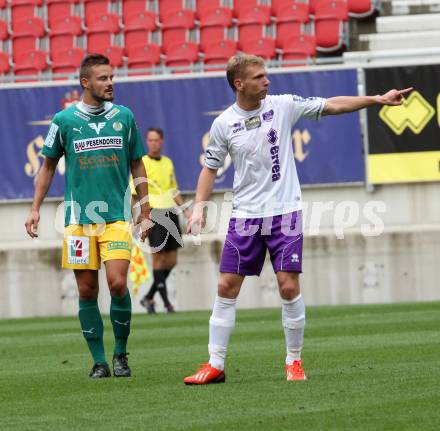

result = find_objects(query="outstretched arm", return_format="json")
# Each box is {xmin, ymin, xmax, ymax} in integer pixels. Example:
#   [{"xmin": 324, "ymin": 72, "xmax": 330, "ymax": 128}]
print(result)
[
  {"xmin": 322, "ymin": 87, "xmax": 413, "ymax": 115},
  {"xmin": 25, "ymin": 156, "xmax": 59, "ymax": 238},
  {"xmin": 187, "ymin": 166, "xmax": 217, "ymax": 234}
]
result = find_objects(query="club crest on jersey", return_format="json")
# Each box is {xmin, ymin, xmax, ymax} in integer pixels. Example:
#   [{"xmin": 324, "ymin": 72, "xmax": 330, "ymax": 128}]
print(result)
[
  {"xmin": 88, "ymin": 122, "xmax": 106, "ymax": 135},
  {"xmin": 262, "ymin": 109, "xmax": 274, "ymax": 122},
  {"xmin": 245, "ymin": 116, "xmax": 261, "ymax": 130},
  {"xmin": 67, "ymin": 236, "xmax": 89, "ymax": 264},
  {"xmin": 113, "ymin": 121, "xmax": 123, "ymax": 131}
]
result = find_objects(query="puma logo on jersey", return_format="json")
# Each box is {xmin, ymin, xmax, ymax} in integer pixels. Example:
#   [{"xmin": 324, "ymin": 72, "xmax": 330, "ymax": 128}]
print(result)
[
  {"xmin": 88, "ymin": 122, "xmax": 106, "ymax": 135},
  {"xmin": 73, "ymin": 126, "xmax": 83, "ymax": 134}
]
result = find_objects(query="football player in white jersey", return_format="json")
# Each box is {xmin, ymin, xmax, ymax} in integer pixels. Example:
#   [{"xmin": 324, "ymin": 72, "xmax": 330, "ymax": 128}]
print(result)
[{"xmin": 184, "ymin": 54, "xmax": 412, "ymax": 384}]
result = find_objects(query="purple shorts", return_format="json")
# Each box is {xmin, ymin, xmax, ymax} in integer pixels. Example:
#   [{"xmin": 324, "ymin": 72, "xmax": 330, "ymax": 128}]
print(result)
[{"xmin": 219, "ymin": 211, "xmax": 303, "ymax": 276}]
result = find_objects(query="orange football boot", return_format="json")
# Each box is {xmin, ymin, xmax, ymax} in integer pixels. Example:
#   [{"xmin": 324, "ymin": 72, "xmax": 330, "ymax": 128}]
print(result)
[
  {"xmin": 184, "ymin": 363, "xmax": 225, "ymax": 385},
  {"xmin": 285, "ymin": 360, "xmax": 307, "ymax": 381}
]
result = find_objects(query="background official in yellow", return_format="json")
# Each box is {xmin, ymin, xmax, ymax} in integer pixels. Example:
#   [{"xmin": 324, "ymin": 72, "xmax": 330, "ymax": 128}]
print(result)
[{"xmin": 132, "ymin": 127, "xmax": 190, "ymax": 313}]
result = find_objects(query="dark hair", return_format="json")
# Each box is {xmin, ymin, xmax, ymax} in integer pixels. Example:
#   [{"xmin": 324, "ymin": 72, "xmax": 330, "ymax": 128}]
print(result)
[
  {"xmin": 147, "ymin": 127, "xmax": 164, "ymax": 139},
  {"xmin": 79, "ymin": 54, "xmax": 111, "ymax": 87}
]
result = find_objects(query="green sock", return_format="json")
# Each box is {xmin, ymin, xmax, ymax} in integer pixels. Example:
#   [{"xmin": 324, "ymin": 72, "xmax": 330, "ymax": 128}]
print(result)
[
  {"xmin": 78, "ymin": 298, "xmax": 106, "ymax": 364},
  {"xmin": 110, "ymin": 291, "xmax": 132, "ymax": 355}
]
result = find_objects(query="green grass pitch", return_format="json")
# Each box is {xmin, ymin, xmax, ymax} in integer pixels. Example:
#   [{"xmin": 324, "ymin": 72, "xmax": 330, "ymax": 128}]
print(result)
[{"xmin": 1, "ymin": 301, "xmax": 440, "ymax": 431}]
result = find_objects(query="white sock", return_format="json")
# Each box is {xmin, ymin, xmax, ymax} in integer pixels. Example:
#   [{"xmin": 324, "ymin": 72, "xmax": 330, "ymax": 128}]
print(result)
[
  {"xmin": 208, "ymin": 295, "xmax": 237, "ymax": 371},
  {"xmin": 282, "ymin": 294, "xmax": 305, "ymax": 365}
]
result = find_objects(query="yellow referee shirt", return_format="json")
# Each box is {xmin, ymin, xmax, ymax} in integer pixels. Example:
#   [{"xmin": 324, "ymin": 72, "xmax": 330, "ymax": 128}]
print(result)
[{"xmin": 131, "ymin": 155, "xmax": 178, "ymax": 209}]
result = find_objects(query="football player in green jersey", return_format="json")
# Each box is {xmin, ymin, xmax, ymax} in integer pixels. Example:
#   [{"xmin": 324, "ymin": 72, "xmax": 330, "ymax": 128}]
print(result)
[{"xmin": 25, "ymin": 54, "xmax": 151, "ymax": 379}]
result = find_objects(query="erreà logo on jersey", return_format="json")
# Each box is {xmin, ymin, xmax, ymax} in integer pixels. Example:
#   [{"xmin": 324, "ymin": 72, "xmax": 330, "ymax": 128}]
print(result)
[
  {"xmin": 88, "ymin": 122, "xmax": 106, "ymax": 135},
  {"xmin": 67, "ymin": 236, "xmax": 89, "ymax": 264},
  {"xmin": 232, "ymin": 122, "xmax": 244, "ymax": 133}
]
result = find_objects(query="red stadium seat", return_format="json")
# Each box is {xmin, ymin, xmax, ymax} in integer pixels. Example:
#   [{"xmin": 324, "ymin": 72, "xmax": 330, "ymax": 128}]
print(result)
[
  {"xmin": 315, "ymin": 20, "xmax": 346, "ymax": 52},
  {"xmin": 200, "ymin": 7, "xmax": 233, "ymax": 27},
  {"xmin": 165, "ymin": 41, "xmax": 198, "ymax": 72},
  {"xmin": 162, "ymin": 28, "xmax": 188, "ymax": 53},
  {"xmin": 204, "ymin": 39, "xmax": 237, "ymax": 70},
  {"xmin": 95, "ymin": 46, "xmax": 123, "ymax": 67},
  {"xmin": 237, "ymin": 4, "xmax": 271, "ymax": 25},
  {"xmin": 12, "ymin": 17, "xmax": 45, "ymax": 62},
  {"xmin": 123, "ymin": 0, "xmax": 150, "ymax": 20},
  {"xmin": 234, "ymin": 0, "xmax": 260, "ymax": 17},
  {"xmin": 0, "ymin": 0, "xmax": 6, "ymax": 8},
  {"xmin": 12, "ymin": 17, "xmax": 45, "ymax": 38},
  {"xmin": 275, "ymin": 2, "xmax": 309, "ymax": 23},
  {"xmin": 11, "ymin": 2, "xmax": 40, "ymax": 31},
  {"xmin": 199, "ymin": 7, "xmax": 233, "ymax": 52},
  {"xmin": 49, "ymin": 16, "xmax": 82, "ymax": 58},
  {"xmin": 86, "ymin": 13, "xmax": 120, "ymax": 51},
  {"xmin": 124, "ymin": 11, "xmax": 157, "ymax": 32},
  {"xmin": 161, "ymin": 9, "xmax": 195, "ymax": 53},
  {"xmin": 84, "ymin": 0, "xmax": 110, "ymax": 17},
  {"xmin": 87, "ymin": 32, "xmax": 114, "ymax": 52},
  {"xmin": 281, "ymin": 34, "xmax": 316, "ymax": 66},
  {"xmin": 348, "ymin": 0, "xmax": 377, "ymax": 18},
  {"xmin": 316, "ymin": 0, "xmax": 349, "ymax": 20},
  {"xmin": 124, "ymin": 29, "xmax": 151, "ymax": 53},
  {"xmin": 50, "ymin": 34, "xmax": 76, "ymax": 58},
  {"xmin": 50, "ymin": 14, "xmax": 82, "ymax": 33},
  {"xmin": 200, "ymin": 26, "xmax": 229, "ymax": 53},
  {"xmin": 271, "ymin": 0, "xmax": 305, "ymax": 15},
  {"xmin": 275, "ymin": 2, "xmax": 309, "ymax": 48},
  {"xmin": 0, "ymin": 51, "xmax": 10, "ymax": 75},
  {"xmin": 238, "ymin": 25, "xmax": 267, "ymax": 49},
  {"xmin": 13, "ymin": 35, "xmax": 40, "ymax": 62},
  {"xmin": 196, "ymin": 0, "xmax": 222, "ymax": 18},
  {"xmin": 315, "ymin": 0, "xmax": 348, "ymax": 52},
  {"xmin": 52, "ymin": 47, "xmax": 84, "ymax": 75},
  {"xmin": 86, "ymin": 13, "xmax": 120, "ymax": 33},
  {"xmin": 241, "ymin": 37, "xmax": 276, "ymax": 60},
  {"xmin": 127, "ymin": 43, "xmax": 161, "ymax": 73},
  {"xmin": 162, "ymin": 9, "xmax": 196, "ymax": 31},
  {"xmin": 50, "ymin": 15, "xmax": 82, "ymax": 36},
  {"xmin": 47, "ymin": 0, "xmax": 76, "ymax": 26},
  {"xmin": 14, "ymin": 49, "xmax": 47, "ymax": 77},
  {"xmin": 0, "ymin": 19, "xmax": 8, "ymax": 41},
  {"xmin": 237, "ymin": 5, "xmax": 271, "ymax": 49},
  {"xmin": 159, "ymin": 0, "xmax": 184, "ymax": 20}
]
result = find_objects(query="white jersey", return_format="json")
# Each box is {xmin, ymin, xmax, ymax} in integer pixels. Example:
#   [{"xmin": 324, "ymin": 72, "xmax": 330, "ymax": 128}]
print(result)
[{"xmin": 205, "ymin": 94, "xmax": 326, "ymax": 218}]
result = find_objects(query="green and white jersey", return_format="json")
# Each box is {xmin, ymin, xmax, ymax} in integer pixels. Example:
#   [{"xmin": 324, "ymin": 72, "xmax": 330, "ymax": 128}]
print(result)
[{"xmin": 42, "ymin": 101, "xmax": 146, "ymax": 226}]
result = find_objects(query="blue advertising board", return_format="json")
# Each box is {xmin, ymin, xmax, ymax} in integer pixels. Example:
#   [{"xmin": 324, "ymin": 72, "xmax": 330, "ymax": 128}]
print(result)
[{"xmin": 0, "ymin": 68, "xmax": 364, "ymax": 200}]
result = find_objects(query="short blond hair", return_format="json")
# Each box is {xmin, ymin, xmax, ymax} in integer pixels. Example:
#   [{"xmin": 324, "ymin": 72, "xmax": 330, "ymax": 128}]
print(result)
[{"xmin": 226, "ymin": 53, "xmax": 265, "ymax": 92}]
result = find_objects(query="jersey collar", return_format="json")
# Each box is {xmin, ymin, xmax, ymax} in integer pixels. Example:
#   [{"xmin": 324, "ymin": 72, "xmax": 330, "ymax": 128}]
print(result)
[
  {"xmin": 232, "ymin": 98, "xmax": 267, "ymax": 117},
  {"xmin": 76, "ymin": 101, "xmax": 114, "ymax": 116}
]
